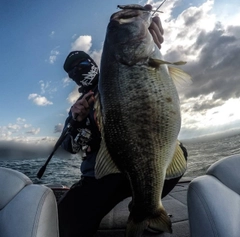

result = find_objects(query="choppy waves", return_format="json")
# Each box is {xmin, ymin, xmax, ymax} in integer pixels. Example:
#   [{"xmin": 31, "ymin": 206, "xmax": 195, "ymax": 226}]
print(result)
[
  {"xmin": 1, "ymin": 133, "xmax": 240, "ymax": 187},
  {"xmin": 0, "ymin": 155, "xmax": 81, "ymax": 187},
  {"xmin": 183, "ymin": 133, "xmax": 240, "ymax": 178}
]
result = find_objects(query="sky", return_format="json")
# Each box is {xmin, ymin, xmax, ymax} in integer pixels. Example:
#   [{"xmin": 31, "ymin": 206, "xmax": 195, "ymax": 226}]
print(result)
[{"xmin": 1, "ymin": 0, "xmax": 240, "ymax": 150}]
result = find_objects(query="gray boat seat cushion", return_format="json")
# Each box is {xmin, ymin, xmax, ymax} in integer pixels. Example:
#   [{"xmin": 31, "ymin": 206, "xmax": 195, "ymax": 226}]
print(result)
[
  {"xmin": 187, "ymin": 154, "xmax": 240, "ymax": 237},
  {"xmin": 0, "ymin": 167, "xmax": 59, "ymax": 237}
]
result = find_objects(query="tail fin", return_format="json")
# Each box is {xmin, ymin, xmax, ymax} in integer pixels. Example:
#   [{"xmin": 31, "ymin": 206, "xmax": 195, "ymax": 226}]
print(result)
[
  {"xmin": 126, "ymin": 220, "xmax": 147, "ymax": 237},
  {"xmin": 147, "ymin": 206, "xmax": 172, "ymax": 233},
  {"xmin": 126, "ymin": 206, "xmax": 172, "ymax": 237}
]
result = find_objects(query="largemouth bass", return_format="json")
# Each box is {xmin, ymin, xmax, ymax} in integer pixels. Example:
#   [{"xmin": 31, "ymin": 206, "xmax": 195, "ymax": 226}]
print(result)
[{"xmin": 95, "ymin": 4, "xmax": 190, "ymax": 236}]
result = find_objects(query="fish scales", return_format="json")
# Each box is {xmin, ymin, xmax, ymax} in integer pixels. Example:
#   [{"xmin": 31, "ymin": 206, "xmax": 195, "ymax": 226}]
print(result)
[
  {"xmin": 95, "ymin": 4, "xmax": 186, "ymax": 236},
  {"xmin": 100, "ymin": 62, "xmax": 181, "ymax": 200}
]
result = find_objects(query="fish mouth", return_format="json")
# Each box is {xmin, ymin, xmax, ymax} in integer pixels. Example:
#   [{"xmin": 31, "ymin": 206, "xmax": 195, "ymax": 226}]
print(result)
[
  {"xmin": 110, "ymin": 9, "xmax": 141, "ymax": 24},
  {"xmin": 106, "ymin": 7, "xmax": 154, "ymax": 65},
  {"xmin": 108, "ymin": 8, "xmax": 152, "ymax": 40},
  {"xmin": 110, "ymin": 8, "xmax": 151, "ymax": 25}
]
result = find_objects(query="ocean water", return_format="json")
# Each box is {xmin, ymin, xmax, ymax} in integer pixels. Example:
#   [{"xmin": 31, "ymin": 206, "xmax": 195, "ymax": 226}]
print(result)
[
  {"xmin": 0, "ymin": 133, "xmax": 240, "ymax": 187},
  {"xmin": 0, "ymin": 155, "xmax": 82, "ymax": 187},
  {"xmin": 183, "ymin": 133, "xmax": 240, "ymax": 178}
]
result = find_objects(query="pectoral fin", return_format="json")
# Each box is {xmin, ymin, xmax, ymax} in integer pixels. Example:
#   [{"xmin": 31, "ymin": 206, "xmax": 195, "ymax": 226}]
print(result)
[
  {"xmin": 149, "ymin": 58, "xmax": 187, "ymax": 66},
  {"xmin": 148, "ymin": 58, "xmax": 191, "ymax": 88},
  {"xmin": 168, "ymin": 66, "xmax": 192, "ymax": 88}
]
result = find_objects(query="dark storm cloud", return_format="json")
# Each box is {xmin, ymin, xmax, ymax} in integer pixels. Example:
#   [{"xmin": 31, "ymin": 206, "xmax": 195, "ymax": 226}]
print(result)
[
  {"xmin": 183, "ymin": 99, "xmax": 225, "ymax": 113},
  {"xmin": 183, "ymin": 8, "xmax": 203, "ymax": 27},
  {"xmin": 166, "ymin": 23, "xmax": 240, "ymax": 102}
]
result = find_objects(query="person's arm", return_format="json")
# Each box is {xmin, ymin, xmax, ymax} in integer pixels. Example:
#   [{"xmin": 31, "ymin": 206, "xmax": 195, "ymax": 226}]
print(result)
[
  {"xmin": 61, "ymin": 91, "xmax": 94, "ymax": 154},
  {"xmin": 61, "ymin": 112, "xmax": 87, "ymax": 154}
]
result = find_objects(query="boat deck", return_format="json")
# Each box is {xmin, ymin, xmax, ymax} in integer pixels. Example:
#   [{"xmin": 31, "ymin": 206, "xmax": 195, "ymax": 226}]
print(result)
[{"xmin": 96, "ymin": 178, "xmax": 191, "ymax": 237}]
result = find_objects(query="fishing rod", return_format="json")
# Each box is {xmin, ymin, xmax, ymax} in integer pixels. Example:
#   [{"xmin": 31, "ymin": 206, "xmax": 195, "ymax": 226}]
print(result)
[
  {"xmin": 37, "ymin": 91, "xmax": 94, "ymax": 179},
  {"xmin": 117, "ymin": 1, "xmax": 167, "ymax": 15},
  {"xmin": 36, "ymin": 119, "xmax": 75, "ymax": 179},
  {"xmin": 152, "ymin": 0, "xmax": 168, "ymax": 16}
]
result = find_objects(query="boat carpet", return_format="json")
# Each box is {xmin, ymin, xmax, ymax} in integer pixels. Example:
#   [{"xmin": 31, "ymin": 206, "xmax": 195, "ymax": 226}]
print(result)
[{"xmin": 96, "ymin": 179, "xmax": 191, "ymax": 237}]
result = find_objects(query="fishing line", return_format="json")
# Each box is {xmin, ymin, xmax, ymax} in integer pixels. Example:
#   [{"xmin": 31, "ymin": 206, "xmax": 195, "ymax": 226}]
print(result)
[
  {"xmin": 152, "ymin": 0, "xmax": 168, "ymax": 16},
  {"xmin": 117, "ymin": 1, "xmax": 167, "ymax": 15}
]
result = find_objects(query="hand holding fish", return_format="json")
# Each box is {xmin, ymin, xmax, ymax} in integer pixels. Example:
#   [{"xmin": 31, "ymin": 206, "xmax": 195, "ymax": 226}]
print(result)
[
  {"xmin": 144, "ymin": 4, "xmax": 164, "ymax": 49},
  {"xmin": 71, "ymin": 91, "xmax": 94, "ymax": 122}
]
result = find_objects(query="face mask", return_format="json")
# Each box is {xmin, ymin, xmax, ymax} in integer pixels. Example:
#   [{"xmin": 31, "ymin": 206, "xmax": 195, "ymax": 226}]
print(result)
[{"xmin": 68, "ymin": 59, "xmax": 99, "ymax": 90}]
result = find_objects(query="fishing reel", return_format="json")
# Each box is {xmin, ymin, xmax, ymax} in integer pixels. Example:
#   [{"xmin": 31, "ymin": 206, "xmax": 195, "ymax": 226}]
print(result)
[
  {"xmin": 74, "ymin": 128, "xmax": 92, "ymax": 158},
  {"xmin": 74, "ymin": 128, "xmax": 92, "ymax": 146}
]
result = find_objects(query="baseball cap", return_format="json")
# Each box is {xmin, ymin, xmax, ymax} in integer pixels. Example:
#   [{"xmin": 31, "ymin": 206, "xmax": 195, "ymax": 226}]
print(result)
[{"xmin": 63, "ymin": 51, "xmax": 92, "ymax": 72}]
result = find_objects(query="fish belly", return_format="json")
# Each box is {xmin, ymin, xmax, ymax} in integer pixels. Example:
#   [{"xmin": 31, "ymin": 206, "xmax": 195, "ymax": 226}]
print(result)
[{"xmin": 100, "ymin": 62, "xmax": 181, "ymax": 215}]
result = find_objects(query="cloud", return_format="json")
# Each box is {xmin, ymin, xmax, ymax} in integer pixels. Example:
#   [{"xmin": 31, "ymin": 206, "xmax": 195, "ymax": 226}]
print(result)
[
  {"xmin": 23, "ymin": 124, "xmax": 32, "ymax": 128},
  {"xmin": 71, "ymin": 35, "xmax": 92, "ymax": 52},
  {"xmin": 69, "ymin": 34, "xmax": 102, "ymax": 66},
  {"xmin": 182, "ymin": 26, "xmax": 240, "ymax": 101},
  {"xmin": 59, "ymin": 0, "xmax": 240, "ymax": 140},
  {"xmin": 67, "ymin": 86, "xmax": 80, "ymax": 105},
  {"xmin": 62, "ymin": 77, "xmax": 71, "ymax": 87},
  {"xmin": 72, "ymin": 33, "xmax": 77, "ymax": 39},
  {"xmin": 0, "ymin": 118, "xmax": 42, "ymax": 142},
  {"xmin": 159, "ymin": 0, "xmax": 240, "ymax": 104},
  {"xmin": 7, "ymin": 124, "xmax": 21, "ymax": 131},
  {"xmin": 54, "ymin": 123, "xmax": 63, "ymax": 133},
  {"xmin": 180, "ymin": 95, "xmax": 240, "ymax": 139},
  {"xmin": 48, "ymin": 47, "xmax": 60, "ymax": 64},
  {"xmin": 28, "ymin": 93, "xmax": 53, "ymax": 106},
  {"xmin": 89, "ymin": 48, "xmax": 103, "ymax": 67},
  {"xmin": 38, "ymin": 80, "xmax": 57, "ymax": 96},
  {"xmin": 16, "ymin": 117, "xmax": 26, "ymax": 124},
  {"xmin": 147, "ymin": 0, "xmax": 240, "ymax": 139},
  {"xmin": 181, "ymin": 94, "xmax": 225, "ymax": 113},
  {"xmin": 49, "ymin": 31, "xmax": 55, "ymax": 37},
  {"xmin": 39, "ymin": 80, "xmax": 50, "ymax": 94},
  {"xmin": 25, "ymin": 128, "xmax": 40, "ymax": 135}
]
